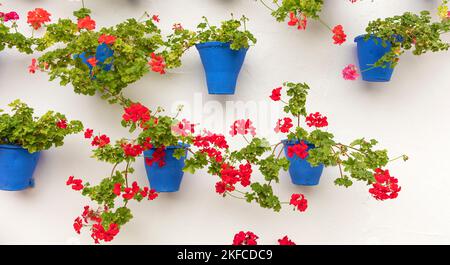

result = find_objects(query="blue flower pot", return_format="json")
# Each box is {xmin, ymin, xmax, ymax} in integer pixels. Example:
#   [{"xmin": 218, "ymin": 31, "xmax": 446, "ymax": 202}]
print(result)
[
  {"xmin": 354, "ymin": 35, "xmax": 394, "ymax": 82},
  {"xmin": 196, "ymin": 41, "xmax": 248, "ymax": 95},
  {"xmin": 0, "ymin": 145, "xmax": 41, "ymax": 191},
  {"xmin": 143, "ymin": 144, "xmax": 188, "ymax": 192},
  {"xmin": 282, "ymin": 140, "xmax": 324, "ymax": 186}
]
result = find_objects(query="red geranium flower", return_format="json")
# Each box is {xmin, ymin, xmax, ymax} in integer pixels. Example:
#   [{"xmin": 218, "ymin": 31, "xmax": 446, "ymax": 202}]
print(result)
[
  {"xmin": 152, "ymin": 15, "xmax": 160, "ymax": 22},
  {"xmin": 78, "ymin": 16, "xmax": 96, "ymax": 30},
  {"xmin": 369, "ymin": 168, "xmax": 401, "ymax": 200},
  {"xmin": 56, "ymin": 119, "xmax": 67, "ymax": 129},
  {"xmin": 27, "ymin": 8, "xmax": 51, "ymax": 30},
  {"xmin": 275, "ymin": 117, "xmax": 293, "ymax": 133},
  {"xmin": 66, "ymin": 176, "xmax": 84, "ymax": 191},
  {"xmin": 332, "ymin": 25, "xmax": 346, "ymax": 45},
  {"xmin": 148, "ymin": 53, "xmax": 166, "ymax": 74},
  {"xmin": 287, "ymin": 141, "xmax": 309, "ymax": 159},
  {"xmin": 290, "ymin": 193, "xmax": 308, "ymax": 212},
  {"xmin": 84, "ymin": 128, "xmax": 94, "ymax": 139},
  {"xmin": 270, "ymin": 87, "xmax": 282, "ymax": 101},
  {"xmin": 91, "ymin": 134, "xmax": 110, "ymax": 148},
  {"xmin": 278, "ymin": 236, "xmax": 296, "ymax": 245},
  {"xmin": 232, "ymin": 231, "xmax": 259, "ymax": 245},
  {"xmin": 305, "ymin": 112, "xmax": 328, "ymax": 128},
  {"xmin": 98, "ymin": 34, "xmax": 117, "ymax": 45}
]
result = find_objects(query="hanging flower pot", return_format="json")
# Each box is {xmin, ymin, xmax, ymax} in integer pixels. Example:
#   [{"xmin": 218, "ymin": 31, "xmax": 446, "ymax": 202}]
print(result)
[
  {"xmin": 193, "ymin": 16, "xmax": 256, "ymax": 95},
  {"xmin": 143, "ymin": 144, "xmax": 189, "ymax": 192},
  {"xmin": 0, "ymin": 100, "xmax": 83, "ymax": 192},
  {"xmin": 282, "ymin": 139, "xmax": 324, "ymax": 186},
  {"xmin": 354, "ymin": 35, "xmax": 394, "ymax": 82},
  {"xmin": 196, "ymin": 41, "xmax": 248, "ymax": 95},
  {"xmin": 0, "ymin": 145, "xmax": 41, "ymax": 191}
]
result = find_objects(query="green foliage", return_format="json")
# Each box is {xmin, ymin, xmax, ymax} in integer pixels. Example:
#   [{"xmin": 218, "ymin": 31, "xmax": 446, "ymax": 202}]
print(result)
[
  {"xmin": 0, "ymin": 100, "xmax": 83, "ymax": 153},
  {"xmin": 283, "ymin": 82, "xmax": 309, "ymax": 117},
  {"xmin": 245, "ymin": 183, "xmax": 281, "ymax": 212},
  {"xmin": 365, "ymin": 10, "xmax": 450, "ymax": 68},
  {"xmin": 34, "ymin": 11, "xmax": 167, "ymax": 104},
  {"xmin": 195, "ymin": 15, "xmax": 257, "ymax": 50},
  {"xmin": 0, "ymin": 23, "xmax": 34, "ymax": 54},
  {"xmin": 267, "ymin": 0, "xmax": 324, "ymax": 22}
]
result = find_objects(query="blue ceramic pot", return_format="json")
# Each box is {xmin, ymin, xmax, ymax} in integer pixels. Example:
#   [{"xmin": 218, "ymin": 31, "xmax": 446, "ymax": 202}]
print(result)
[
  {"xmin": 196, "ymin": 41, "xmax": 248, "ymax": 95},
  {"xmin": 143, "ymin": 144, "xmax": 188, "ymax": 192},
  {"xmin": 0, "ymin": 144, "xmax": 41, "ymax": 191},
  {"xmin": 282, "ymin": 140, "xmax": 324, "ymax": 186},
  {"xmin": 354, "ymin": 35, "xmax": 394, "ymax": 82}
]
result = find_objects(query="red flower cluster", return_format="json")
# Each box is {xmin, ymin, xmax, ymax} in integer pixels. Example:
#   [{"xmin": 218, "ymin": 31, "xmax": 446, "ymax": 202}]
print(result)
[
  {"xmin": 369, "ymin": 168, "xmax": 401, "ymax": 200},
  {"xmin": 215, "ymin": 163, "xmax": 252, "ymax": 194},
  {"xmin": 56, "ymin": 119, "xmax": 67, "ymax": 129},
  {"xmin": 332, "ymin": 25, "xmax": 346, "ymax": 45},
  {"xmin": 28, "ymin": 58, "xmax": 48, "ymax": 74},
  {"xmin": 98, "ymin": 34, "xmax": 117, "ymax": 45},
  {"xmin": 275, "ymin": 117, "xmax": 293, "ymax": 133},
  {"xmin": 152, "ymin": 15, "xmax": 160, "ymax": 22},
  {"xmin": 66, "ymin": 176, "xmax": 84, "ymax": 191},
  {"xmin": 149, "ymin": 53, "xmax": 166, "ymax": 74},
  {"xmin": 27, "ymin": 8, "xmax": 51, "ymax": 30},
  {"xmin": 287, "ymin": 12, "xmax": 307, "ymax": 30},
  {"xmin": 270, "ymin": 87, "xmax": 282, "ymax": 101},
  {"xmin": 91, "ymin": 223, "xmax": 120, "ymax": 244},
  {"xmin": 145, "ymin": 147, "xmax": 166, "ymax": 167},
  {"xmin": 287, "ymin": 141, "xmax": 309, "ymax": 159},
  {"xmin": 77, "ymin": 16, "xmax": 96, "ymax": 31},
  {"xmin": 233, "ymin": 231, "xmax": 259, "ymax": 245},
  {"xmin": 91, "ymin": 134, "xmax": 111, "ymax": 148},
  {"xmin": 278, "ymin": 236, "xmax": 296, "ymax": 245},
  {"xmin": 122, "ymin": 103, "xmax": 151, "ymax": 128},
  {"xmin": 0, "ymin": 11, "xmax": 19, "ymax": 22},
  {"xmin": 87, "ymin": 57, "xmax": 98, "ymax": 67},
  {"xmin": 122, "ymin": 143, "xmax": 144, "ymax": 157},
  {"xmin": 305, "ymin": 112, "xmax": 328, "ymax": 128},
  {"xmin": 84, "ymin": 128, "xmax": 94, "ymax": 139},
  {"xmin": 193, "ymin": 133, "xmax": 228, "ymax": 162},
  {"xmin": 113, "ymin": 181, "xmax": 158, "ymax": 201},
  {"xmin": 290, "ymin": 193, "xmax": 308, "ymax": 212},
  {"xmin": 229, "ymin": 119, "xmax": 256, "ymax": 137}
]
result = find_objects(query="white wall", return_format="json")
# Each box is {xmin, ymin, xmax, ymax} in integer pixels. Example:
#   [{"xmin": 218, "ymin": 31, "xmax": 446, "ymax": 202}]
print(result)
[{"xmin": 1, "ymin": 0, "xmax": 449, "ymax": 245}]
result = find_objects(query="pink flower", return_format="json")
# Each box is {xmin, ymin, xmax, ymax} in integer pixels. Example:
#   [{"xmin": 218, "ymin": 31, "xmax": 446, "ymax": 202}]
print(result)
[
  {"xmin": 342, "ymin": 64, "xmax": 359, "ymax": 80},
  {"xmin": 229, "ymin": 119, "xmax": 256, "ymax": 137},
  {"xmin": 171, "ymin": 119, "xmax": 195, "ymax": 136},
  {"xmin": 4, "ymin": 12, "xmax": 19, "ymax": 22},
  {"xmin": 28, "ymin": 58, "xmax": 39, "ymax": 74}
]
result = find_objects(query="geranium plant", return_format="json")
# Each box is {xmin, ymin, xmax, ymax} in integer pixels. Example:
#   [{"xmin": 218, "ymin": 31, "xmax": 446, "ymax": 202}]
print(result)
[
  {"xmin": 30, "ymin": 4, "xmax": 182, "ymax": 105},
  {"xmin": 256, "ymin": 0, "xmax": 353, "ymax": 45},
  {"xmin": 0, "ymin": 5, "xmax": 43, "ymax": 54},
  {"xmin": 344, "ymin": 8, "xmax": 450, "ymax": 81},
  {"xmin": 69, "ymin": 80, "xmax": 407, "ymax": 242},
  {"xmin": 0, "ymin": 100, "xmax": 83, "ymax": 153},
  {"xmin": 0, "ymin": 100, "xmax": 82, "ymax": 191},
  {"xmin": 194, "ymin": 15, "xmax": 256, "ymax": 50}
]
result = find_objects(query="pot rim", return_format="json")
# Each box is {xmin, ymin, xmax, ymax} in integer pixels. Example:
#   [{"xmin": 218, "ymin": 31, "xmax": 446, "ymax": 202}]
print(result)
[
  {"xmin": 0, "ymin": 144, "xmax": 27, "ymax": 150},
  {"xmin": 195, "ymin": 41, "xmax": 249, "ymax": 50},
  {"xmin": 145, "ymin": 143, "xmax": 190, "ymax": 150},
  {"xmin": 281, "ymin": 139, "xmax": 315, "ymax": 148}
]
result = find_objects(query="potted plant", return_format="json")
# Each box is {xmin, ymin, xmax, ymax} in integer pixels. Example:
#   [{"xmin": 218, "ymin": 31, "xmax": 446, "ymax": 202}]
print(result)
[
  {"xmin": 346, "ymin": 8, "xmax": 450, "ymax": 82},
  {"xmin": 31, "ymin": 2, "xmax": 188, "ymax": 106},
  {"xmin": 193, "ymin": 15, "xmax": 256, "ymax": 95},
  {"xmin": 121, "ymin": 103, "xmax": 192, "ymax": 192},
  {"xmin": 0, "ymin": 100, "xmax": 83, "ymax": 191},
  {"xmin": 257, "ymin": 0, "xmax": 351, "ymax": 45}
]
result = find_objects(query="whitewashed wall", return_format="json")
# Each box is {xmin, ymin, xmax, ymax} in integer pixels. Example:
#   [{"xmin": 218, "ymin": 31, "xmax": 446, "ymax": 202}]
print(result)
[{"xmin": 0, "ymin": 0, "xmax": 449, "ymax": 244}]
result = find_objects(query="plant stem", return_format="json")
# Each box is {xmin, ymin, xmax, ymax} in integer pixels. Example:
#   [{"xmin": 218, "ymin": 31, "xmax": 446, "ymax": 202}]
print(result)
[
  {"xmin": 317, "ymin": 18, "xmax": 332, "ymax": 31},
  {"xmin": 259, "ymin": 0, "xmax": 275, "ymax": 12},
  {"xmin": 82, "ymin": 0, "xmax": 85, "ymax": 9},
  {"xmin": 226, "ymin": 192, "xmax": 246, "ymax": 200}
]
